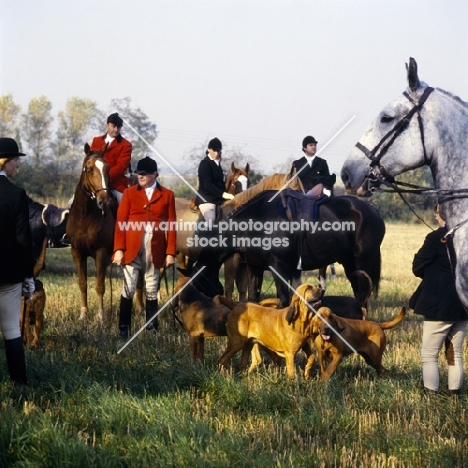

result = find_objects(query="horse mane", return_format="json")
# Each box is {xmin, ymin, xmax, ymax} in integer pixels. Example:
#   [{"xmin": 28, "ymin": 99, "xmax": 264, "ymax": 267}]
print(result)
[
  {"xmin": 435, "ymin": 87, "xmax": 468, "ymax": 112},
  {"xmin": 225, "ymin": 173, "xmax": 303, "ymax": 207}
]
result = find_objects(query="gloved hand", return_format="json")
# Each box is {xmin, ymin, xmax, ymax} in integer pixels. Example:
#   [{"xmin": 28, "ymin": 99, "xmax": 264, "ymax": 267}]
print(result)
[
  {"xmin": 22, "ymin": 277, "xmax": 35, "ymax": 303},
  {"xmin": 222, "ymin": 192, "xmax": 235, "ymax": 200}
]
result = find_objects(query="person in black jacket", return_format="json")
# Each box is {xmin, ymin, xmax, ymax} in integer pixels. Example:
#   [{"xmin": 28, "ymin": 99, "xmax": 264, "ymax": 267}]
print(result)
[
  {"xmin": 411, "ymin": 204, "xmax": 468, "ymax": 396},
  {"xmin": 0, "ymin": 138, "xmax": 35, "ymax": 385},
  {"xmin": 290, "ymin": 135, "xmax": 335, "ymax": 198},
  {"xmin": 195, "ymin": 138, "xmax": 234, "ymax": 221}
]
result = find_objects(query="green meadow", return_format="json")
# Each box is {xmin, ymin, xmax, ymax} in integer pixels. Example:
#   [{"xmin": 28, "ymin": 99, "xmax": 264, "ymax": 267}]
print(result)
[{"xmin": 1, "ymin": 222, "xmax": 467, "ymax": 467}]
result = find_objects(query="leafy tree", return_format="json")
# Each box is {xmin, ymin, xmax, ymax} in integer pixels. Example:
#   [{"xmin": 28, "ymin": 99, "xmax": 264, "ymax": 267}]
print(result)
[
  {"xmin": 13, "ymin": 160, "xmax": 76, "ymax": 201},
  {"xmin": 22, "ymin": 95, "xmax": 54, "ymax": 165},
  {"xmin": 53, "ymin": 97, "xmax": 101, "ymax": 171},
  {"xmin": 109, "ymin": 97, "xmax": 157, "ymax": 162},
  {"xmin": 0, "ymin": 93, "xmax": 22, "ymax": 145}
]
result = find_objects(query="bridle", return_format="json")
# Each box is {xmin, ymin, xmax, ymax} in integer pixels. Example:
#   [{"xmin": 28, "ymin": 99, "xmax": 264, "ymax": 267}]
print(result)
[
  {"xmin": 355, "ymin": 86, "xmax": 434, "ymax": 186},
  {"xmin": 355, "ymin": 85, "xmax": 468, "ymax": 236},
  {"xmin": 80, "ymin": 156, "xmax": 112, "ymax": 201},
  {"xmin": 226, "ymin": 172, "xmax": 249, "ymax": 195}
]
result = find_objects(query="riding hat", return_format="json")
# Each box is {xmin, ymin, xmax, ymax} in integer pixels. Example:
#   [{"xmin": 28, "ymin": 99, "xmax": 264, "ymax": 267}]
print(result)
[
  {"xmin": 107, "ymin": 113, "xmax": 123, "ymax": 127},
  {"xmin": 208, "ymin": 137, "xmax": 222, "ymax": 152},
  {"xmin": 135, "ymin": 157, "xmax": 158, "ymax": 175},
  {"xmin": 302, "ymin": 135, "xmax": 318, "ymax": 149},
  {"xmin": 0, "ymin": 138, "xmax": 26, "ymax": 157}
]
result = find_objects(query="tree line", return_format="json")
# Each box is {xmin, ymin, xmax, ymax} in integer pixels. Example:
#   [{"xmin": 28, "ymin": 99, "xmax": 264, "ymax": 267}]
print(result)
[
  {"xmin": 1, "ymin": 92, "xmax": 433, "ymax": 220},
  {"xmin": 1, "ymin": 93, "xmax": 157, "ymax": 200}
]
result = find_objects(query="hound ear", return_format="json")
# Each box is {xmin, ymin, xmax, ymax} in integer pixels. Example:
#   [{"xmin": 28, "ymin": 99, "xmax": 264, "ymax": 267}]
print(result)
[
  {"xmin": 406, "ymin": 57, "xmax": 420, "ymax": 92},
  {"xmin": 285, "ymin": 305, "xmax": 299, "ymax": 325},
  {"xmin": 332, "ymin": 315, "xmax": 346, "ymax": 333}
]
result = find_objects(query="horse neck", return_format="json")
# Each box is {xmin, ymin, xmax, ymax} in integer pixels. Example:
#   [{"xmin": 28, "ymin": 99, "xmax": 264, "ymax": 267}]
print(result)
[
  {"xmin": 429, "ymin": 90, "xmax": 468, "ymax": 190},
  {"xmin": 228, "ymin": 173, "xmax": 290, "ymax": 207}
]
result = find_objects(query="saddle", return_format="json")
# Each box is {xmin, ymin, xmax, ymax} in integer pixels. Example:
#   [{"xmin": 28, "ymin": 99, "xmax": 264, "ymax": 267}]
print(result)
[{"xmin": 279, "ymin": 188, "xmax": 328, "ymax": 223}]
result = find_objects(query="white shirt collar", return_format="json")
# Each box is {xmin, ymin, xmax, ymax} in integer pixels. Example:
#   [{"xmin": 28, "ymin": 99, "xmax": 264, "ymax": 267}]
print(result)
[
  {"xmin": 145, "ymin": 181, "xmax": 157, "ymax": 199},
  {"xmin": 105, "ymin": 135, "xmax": 115, "ymax": 145},
  {"xmin": 0, "ymin": 170, "xmax": 7, "ymax": 177},
  {"xmin": 208, "ymin": 155, "xmax": 220, "ymax": 165},
  {"xmin": 304, "ymin": 155, "xmax": 315, "ymax": 166}
]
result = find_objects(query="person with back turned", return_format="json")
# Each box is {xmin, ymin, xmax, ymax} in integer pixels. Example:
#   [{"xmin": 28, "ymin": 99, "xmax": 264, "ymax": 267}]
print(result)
[
  {"xmin": 410, "ymin": 204, "xmax": 468, "ymax": 397},
  {"xmin": 0, "ymin": 138, "xmax": 35, "ymax": 385}
]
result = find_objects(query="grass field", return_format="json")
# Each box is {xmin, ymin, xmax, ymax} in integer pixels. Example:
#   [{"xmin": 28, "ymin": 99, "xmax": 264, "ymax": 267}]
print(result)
[{"xmin": 1, "ymin": 222, "xmax": 467, "ymax": 467}]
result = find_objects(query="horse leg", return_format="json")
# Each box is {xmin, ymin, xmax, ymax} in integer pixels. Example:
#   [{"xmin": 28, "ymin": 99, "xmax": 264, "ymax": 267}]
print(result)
[
  {"xmin": 317, "ymin": 266, "xmax": 327, "ymax": 291},
  {"xmin": 274, "ymin": 276, "xmax": 291, "ymax": 308},
  {"xmin": 235, "ymin": 257, "xmax": 248, "ymax": 302},
  {"xmin": 247, "ymin": 267, "xmax": 263, "ymax": 303},
  {"xmin": 71, "ymin": 247, "xmax": 88, "ymax": 320},
  {"xmin": 223, "ymin": 254, "xmax": 238, "ymax": 300},
  {"xmin": 291, "ymin": 269, "xmax": 302, "ymax": 289},
  {"xmin": 95, "ymin": 249, "xmax": 110, "ymax": 323}
]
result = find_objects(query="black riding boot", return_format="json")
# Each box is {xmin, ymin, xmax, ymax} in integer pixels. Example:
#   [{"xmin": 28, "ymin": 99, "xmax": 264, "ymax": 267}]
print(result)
[
  {"xmin": 146, "ymin": 299, "xmax": 159, "ymax": 331},
  {"xmin": 4, "ymin": 337, "xmax": 28, "ymax": 385},
  {"xmin": 118, "ymin": 296, "xmax": 133, "ymax": 339}
]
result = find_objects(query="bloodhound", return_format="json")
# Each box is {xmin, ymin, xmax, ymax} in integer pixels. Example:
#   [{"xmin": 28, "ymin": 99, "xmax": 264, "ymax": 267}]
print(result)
[
  {"xmin": 175, "ymin": 274, "xmax": 280, "ymax": 367},
  {"xmin": 20, "ymin": 279, "xmax": 46, "ymax": 350},
  {"xmin": 308, "ymin": 306, "xmax": 406, "ymax": 380},
  {"xmin": 218, "ymin": 283, "xmax": 323, "ymax": 378}
]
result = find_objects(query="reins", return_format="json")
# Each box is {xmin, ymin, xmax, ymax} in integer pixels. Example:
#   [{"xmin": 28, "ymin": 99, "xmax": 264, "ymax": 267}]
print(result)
[{"xmin": 355, "ymin": 85, "xmax": 468, "ymax": 237}]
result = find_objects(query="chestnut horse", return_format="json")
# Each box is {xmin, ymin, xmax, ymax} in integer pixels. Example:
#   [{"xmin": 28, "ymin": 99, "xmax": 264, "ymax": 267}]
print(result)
[{"xmin": 66, "ymin": 143, "xmax": 117, "ymax": 322}]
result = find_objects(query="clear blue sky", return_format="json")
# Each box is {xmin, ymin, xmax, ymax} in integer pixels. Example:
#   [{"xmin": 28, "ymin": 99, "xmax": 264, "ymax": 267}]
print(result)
[{"xmin": 1, "ymin": 0, "xmax": 467, "ymax": 175}]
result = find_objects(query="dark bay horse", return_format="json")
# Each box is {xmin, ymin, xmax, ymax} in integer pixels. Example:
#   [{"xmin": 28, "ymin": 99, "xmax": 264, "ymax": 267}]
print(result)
[
  {"xmin": 341, "ymin": 57, "xmax": 468, "ymax": 308},
  {"xmin": 175, "ymin": 163, "xmax": 251, "ymax": 300},
  {"xmin": 66, "ymin": 143, "xmax": 117, "ymax": 321},
  {"xmin": 191, "ymin": 190, "xmax": 384, "ymax": 307}
]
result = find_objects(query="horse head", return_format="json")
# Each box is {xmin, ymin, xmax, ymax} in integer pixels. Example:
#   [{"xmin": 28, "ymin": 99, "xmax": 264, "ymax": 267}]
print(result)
[
  {"xmin": 341, "ymin": 57, "xmax": 436, "ymax": 196},
  {"xmin": 82, "ymin": 143, "xmax": 114, "ymax": 212},
  {"xmin": 225, "ymin": 162, "xmax": 251, "ymax": 195}
]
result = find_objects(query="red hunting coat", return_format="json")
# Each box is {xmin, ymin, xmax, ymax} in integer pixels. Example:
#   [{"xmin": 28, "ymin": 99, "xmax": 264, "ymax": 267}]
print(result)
[
  {"xmin": 91, "ymin": 134, "xmax": 132, "ymax": 193},
  {"xmin": 114, "ymin": 183, "xmax": 177, "ymax": 268}
]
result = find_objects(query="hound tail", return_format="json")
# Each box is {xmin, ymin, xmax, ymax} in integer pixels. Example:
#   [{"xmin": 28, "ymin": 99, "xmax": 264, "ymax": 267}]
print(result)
[
  {"xmin": 217, "ymin": 296, "xmax": 238, "ymax": 310},
  {"xmin": 379, "ymin": 307, "xmax": 406, "ymax": 330}
]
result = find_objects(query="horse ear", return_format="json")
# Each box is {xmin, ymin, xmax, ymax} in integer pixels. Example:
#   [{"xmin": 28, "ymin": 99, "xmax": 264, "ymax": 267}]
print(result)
[
  {"xmin": 244, "ymin": 163, "xmax": 250, "ymax": 174},
  {"xmin": 231, "ymin": 162, "xmax": 237, "ymax": 173},
  {"xmin": 406, "ymin": 57, "xmax": 420, "ymax": 91},
  {"xmin": 84, "ymin": 143, "xmax": 90, "ymax": 156}
]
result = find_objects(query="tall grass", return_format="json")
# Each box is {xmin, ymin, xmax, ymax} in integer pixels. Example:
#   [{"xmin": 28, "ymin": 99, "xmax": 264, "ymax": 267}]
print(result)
[{"xmin": 1, "ymin": 222, "xmax": 467, "ymax": 467}]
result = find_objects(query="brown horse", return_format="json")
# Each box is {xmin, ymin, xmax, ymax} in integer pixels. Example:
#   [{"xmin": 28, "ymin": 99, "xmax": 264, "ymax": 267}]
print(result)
[{"xmin": 66, "ymin": 143, "xmax": 117, "ymax": 322}]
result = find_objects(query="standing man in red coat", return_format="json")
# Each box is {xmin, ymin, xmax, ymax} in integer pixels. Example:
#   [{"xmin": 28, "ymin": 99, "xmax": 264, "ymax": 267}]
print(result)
[
  {"xmin": 113, "ymin": 157, "xmax": 176, "ymax": 338},
  {"xmin": 91, "ymin": 113, "xmax": 132, "ymax": 203}
]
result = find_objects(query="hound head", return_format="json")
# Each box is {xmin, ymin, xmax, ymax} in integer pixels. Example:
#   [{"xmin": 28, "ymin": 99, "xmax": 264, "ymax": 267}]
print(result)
[{"xmin": 285, "ymin": 283, "xmax": 323, "ymax": 325}]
